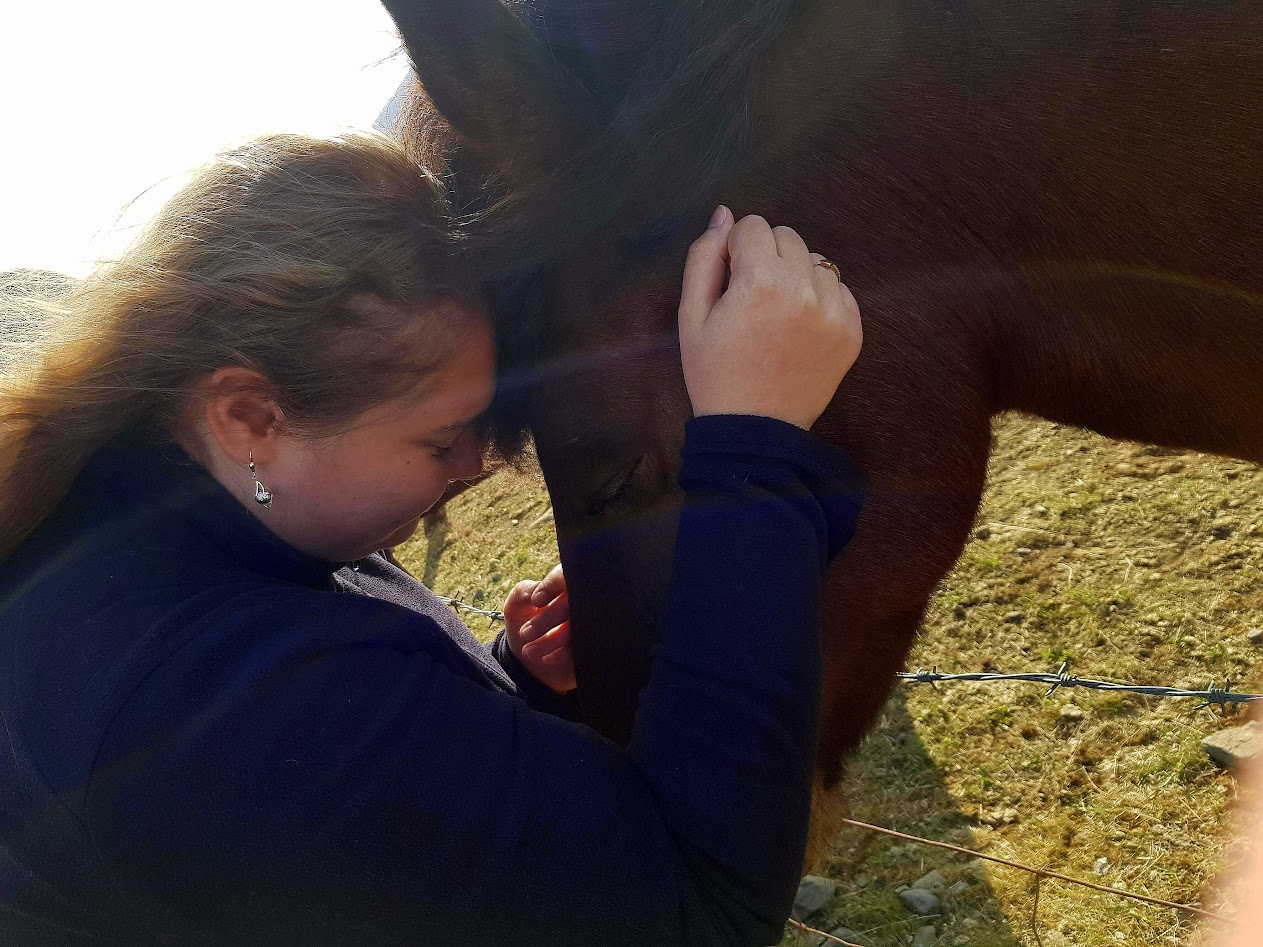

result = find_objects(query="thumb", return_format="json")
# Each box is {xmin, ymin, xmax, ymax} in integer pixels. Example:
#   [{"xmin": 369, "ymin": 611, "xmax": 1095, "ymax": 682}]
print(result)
[
  {"xmin": 678, "ymin": 205, "xmax": 733, "ymax": 335},
  {"xmin": 503, "ymin": 579, "xmax": 539, "ymax": 626}
]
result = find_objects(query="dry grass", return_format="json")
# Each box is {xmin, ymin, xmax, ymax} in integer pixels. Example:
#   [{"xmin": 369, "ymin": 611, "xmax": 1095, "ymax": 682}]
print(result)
[{"xmin": 396, "ymin": 414, "xmax": 1263, "ymax": 946}]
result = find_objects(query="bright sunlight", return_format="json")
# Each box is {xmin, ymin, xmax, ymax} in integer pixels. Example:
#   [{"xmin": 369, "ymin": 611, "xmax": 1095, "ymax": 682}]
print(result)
[{"xmin": 1, "ymin": 0, "xmax": 409, "ymax": 277}]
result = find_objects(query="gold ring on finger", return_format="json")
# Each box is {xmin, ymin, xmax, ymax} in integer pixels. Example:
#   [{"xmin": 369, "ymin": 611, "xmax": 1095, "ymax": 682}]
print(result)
[{"xmin": 814, "ymin": 258, "xmax": 843, "ymax": 283}]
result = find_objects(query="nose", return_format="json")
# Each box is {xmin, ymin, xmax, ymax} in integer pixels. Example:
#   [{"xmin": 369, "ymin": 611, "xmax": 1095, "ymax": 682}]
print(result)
[{"xmin": 447, "ymin": 429, "xmax": 485, "ymax": 482}]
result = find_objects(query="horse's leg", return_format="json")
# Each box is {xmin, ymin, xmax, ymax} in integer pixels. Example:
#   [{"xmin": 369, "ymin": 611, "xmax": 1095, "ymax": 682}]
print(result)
[
  {"xmin": 805, "ymin": 501, "xmax": 988, "ymax": 867},
  {"xmin": 801, "ymin": 298, "xmax": 995, "ymax": 864}
]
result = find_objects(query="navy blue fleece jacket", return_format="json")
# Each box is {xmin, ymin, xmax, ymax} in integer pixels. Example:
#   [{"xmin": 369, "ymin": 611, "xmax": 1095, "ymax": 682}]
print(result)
[{"xmin": 0, "ymin": 415, "xmax": 863, "ymax": 945}]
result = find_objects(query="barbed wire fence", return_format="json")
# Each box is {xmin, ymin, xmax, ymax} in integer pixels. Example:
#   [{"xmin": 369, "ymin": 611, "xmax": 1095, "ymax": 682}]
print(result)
[
  {"xmin": 786, "ymin": 815, "xmax": 1230, "ymax": 947},
  {"xmin": 898, "ymin": 663, "xmax": 1261, "ymax": 709},
  {"xmin": 436, "ymin": 594, "xmax": 1262, "ymax": 709},
  {"xmin": 437, "ymin": 593, "xmax": 1255, "ymax": 944}
]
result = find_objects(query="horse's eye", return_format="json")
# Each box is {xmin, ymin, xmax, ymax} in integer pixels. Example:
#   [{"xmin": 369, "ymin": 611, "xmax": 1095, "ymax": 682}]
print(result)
[{"xmin": 588, "ymin": 456, "xmax": 646, "ymax": 517}]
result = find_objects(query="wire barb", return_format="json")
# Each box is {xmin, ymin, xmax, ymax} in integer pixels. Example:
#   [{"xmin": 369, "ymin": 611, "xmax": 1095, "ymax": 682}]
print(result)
[{"xmin": 434, "ymin": 595, "xmax": 505, "ymax": 624}]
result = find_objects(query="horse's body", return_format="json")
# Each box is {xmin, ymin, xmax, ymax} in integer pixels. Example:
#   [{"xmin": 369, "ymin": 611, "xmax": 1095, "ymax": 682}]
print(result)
[{"xmin": 384, "ymin": 0, "xmax": 1263, "ymax": 852}]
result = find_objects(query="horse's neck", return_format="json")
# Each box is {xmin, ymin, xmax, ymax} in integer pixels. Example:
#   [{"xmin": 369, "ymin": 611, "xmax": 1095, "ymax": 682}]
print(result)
[{"xmin": 750, "ymin": 0, "xmax": 1263, "ymax": 464}]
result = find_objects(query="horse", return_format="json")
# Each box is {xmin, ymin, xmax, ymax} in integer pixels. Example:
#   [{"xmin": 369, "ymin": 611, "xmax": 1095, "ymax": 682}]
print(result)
[{"xmin": 380, "ymin": 0, "xmax": 1263, "ymax": 858}]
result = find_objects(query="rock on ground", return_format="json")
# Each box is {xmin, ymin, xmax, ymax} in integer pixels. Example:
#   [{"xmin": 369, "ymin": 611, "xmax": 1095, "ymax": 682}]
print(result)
[
  {"xmin": 912, "ymin": 924, "xmax": 938, "ymax": 946},
  {"xmin": 792, "ymin": 874, "xmax": 837, "ymax": 920},
  {"xmin": 1201, "ymin": 721, "xmax": 1263, "ymax": 769},
  {"xmin": 1058, "ymin": 703, "xmax": 1085, "ymax": 722},
  {"xmin": 897, "ymin": 887, "xmax": 941, "ymax": 917},
  {"xmin": 912, "ymin": 869, "xmax": 947, "ymax": 893}
]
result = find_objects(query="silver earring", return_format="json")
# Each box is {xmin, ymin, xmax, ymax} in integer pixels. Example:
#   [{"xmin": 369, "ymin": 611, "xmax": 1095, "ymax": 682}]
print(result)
[{"xmin": 248, "ymin": 450, "xmax": 272, "ymax": 508}]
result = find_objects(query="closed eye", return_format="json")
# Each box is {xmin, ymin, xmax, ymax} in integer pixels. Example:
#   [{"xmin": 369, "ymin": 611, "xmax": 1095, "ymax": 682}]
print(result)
[{"xmin": 588, "ymin": 456, "xmax": 646, "ymax": 517}]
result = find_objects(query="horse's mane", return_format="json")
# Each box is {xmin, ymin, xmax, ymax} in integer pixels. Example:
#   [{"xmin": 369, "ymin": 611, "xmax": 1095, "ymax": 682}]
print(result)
[
  {"xmin": 392, "ymin": 0, "xmax": 803, "ymax": 452},
  {"xmin": 398, "ymin": 0, "xmax": 802, "ymax": 276}
]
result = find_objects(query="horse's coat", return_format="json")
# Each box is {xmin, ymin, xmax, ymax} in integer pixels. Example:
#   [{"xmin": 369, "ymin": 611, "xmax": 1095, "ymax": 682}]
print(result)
[{"xmin": 382, "ymin": 0, "xmax": 1263, "ymax": 852}]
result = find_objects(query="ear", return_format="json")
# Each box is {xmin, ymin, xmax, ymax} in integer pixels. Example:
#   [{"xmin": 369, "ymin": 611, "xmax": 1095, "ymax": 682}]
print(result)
[
  {"xmin": 199, "ymin": 367, "xmax": 284, "ymax": 465},
  {"xmin": 381, "ymin": 0, "xmax": 598, "ymax": 190}
]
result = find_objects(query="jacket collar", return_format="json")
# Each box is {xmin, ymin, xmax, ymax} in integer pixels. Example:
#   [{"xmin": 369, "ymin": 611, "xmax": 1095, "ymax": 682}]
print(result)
[{"xmin": 78, "ymin": 427, "xmax": 348, "ymax": 587}]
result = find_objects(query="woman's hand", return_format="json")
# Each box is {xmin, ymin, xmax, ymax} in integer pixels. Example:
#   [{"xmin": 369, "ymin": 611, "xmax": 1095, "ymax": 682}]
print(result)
[
  {"xmin": 502, "ymin": 564, "xmax": 576, "ymax": 694},
  {"xmin": 678, "ymin": 206, "xmax": 863, "ymax": 430}
]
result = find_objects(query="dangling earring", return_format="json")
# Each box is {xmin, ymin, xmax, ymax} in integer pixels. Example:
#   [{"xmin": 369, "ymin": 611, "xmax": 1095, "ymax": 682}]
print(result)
[{"xmin": 248, "ymin": 450, "xmax": 273, "ymax": 508}]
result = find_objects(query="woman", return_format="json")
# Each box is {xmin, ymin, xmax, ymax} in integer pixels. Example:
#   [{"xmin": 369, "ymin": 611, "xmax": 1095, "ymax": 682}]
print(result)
[{"xmin": 0, "ymin": 132, "xmax": 863, "ymax": 944}]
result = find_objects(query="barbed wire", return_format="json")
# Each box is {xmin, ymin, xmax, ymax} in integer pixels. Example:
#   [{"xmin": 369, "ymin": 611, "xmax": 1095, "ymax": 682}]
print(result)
[
  {"xmin": 899, "ymin": 661, "xmax": 1261, "ymax": 708},
  {"xmin": 787, "ymin": 813, "xmax": 1228, "ymax": 946},
  {"xmin": 437, "ymin": 590, "xmax": 1260, "ymax": 712},
  {"xmin": 438, "ymin": 592, "xmax": 1260, "ymax": 709},
  {"xmin": 435, "ymin": 595, "xmax": 506, "ymax": 623}
]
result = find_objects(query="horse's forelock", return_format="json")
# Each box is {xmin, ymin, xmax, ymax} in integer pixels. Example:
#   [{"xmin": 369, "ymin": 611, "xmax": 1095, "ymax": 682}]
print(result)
[{"xmin": 397, "ymin": 0, "xmax": 801, "ymax": 276}]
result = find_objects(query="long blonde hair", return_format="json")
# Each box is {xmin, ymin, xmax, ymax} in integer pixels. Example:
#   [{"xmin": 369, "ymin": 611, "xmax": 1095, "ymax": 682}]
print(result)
[{"xmin": 0, "ymin": 131, "xmax": 477, "ymax": 560}]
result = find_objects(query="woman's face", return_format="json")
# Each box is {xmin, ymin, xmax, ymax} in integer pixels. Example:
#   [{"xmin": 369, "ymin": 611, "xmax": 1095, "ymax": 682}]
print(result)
[{"xmin": 265, "ymin": 317, "xmax": 496, "ymax": 563}]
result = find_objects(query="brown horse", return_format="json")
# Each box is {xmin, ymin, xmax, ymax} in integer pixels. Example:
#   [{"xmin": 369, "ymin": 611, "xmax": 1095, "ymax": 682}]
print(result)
[{"xmin": 381, "ymin": 0, "xmax": 1263, "ymax": 854}]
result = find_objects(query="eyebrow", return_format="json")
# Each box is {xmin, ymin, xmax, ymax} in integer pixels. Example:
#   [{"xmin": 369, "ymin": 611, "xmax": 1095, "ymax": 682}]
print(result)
[{"xmin": 431, "ymin": 415, "xmax": 482, "ymax": 436}]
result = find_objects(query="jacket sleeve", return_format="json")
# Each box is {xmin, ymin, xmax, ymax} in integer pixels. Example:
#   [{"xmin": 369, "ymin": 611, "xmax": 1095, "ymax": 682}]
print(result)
[
  {"xmin": 84, "ymin": 415, "xmax": 864, "ymax": 946},
  {"xmin": 490, "ymin": 626, "xmax": 583, "ymax": 721}
]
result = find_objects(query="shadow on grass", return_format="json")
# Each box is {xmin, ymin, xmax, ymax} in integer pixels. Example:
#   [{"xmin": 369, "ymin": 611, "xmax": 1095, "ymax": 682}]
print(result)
[
  {"xmin": 420, "ymin": 509, "xmax": 451, "ymax": 589},
  {"xmin": 789, "ymin": 692, "xmax": 1023, "ymax": 946}
]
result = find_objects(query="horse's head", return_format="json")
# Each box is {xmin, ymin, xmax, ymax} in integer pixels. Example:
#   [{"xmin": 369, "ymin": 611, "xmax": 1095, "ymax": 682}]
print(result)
[{"xmin": 381, "ymin": 0, "xmax": 859, "ymax": 741}]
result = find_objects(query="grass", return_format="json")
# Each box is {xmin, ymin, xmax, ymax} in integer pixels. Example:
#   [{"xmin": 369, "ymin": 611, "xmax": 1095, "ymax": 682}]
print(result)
[{"xmin": 396, "ymin": 413, "xmax": 1263, "ymax": 946}]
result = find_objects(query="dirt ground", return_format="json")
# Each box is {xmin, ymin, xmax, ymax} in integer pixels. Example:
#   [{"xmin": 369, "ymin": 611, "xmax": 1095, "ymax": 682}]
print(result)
[{"xmin": 396, "ymin": 413, "xmax": 1263, "ymax": 947}]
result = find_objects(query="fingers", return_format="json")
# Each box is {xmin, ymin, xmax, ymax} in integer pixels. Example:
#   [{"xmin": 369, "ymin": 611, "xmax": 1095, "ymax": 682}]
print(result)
[
  {"xmin": 518, "ymin": 588, "xmax": 570, "ymax": 645},
  {"xmin": 530, "ymin": 563, "xmax": 566, "ymax": 607},
  {"xmin": 523, "ymin": 620, "xmax": 571, "ymax": 662},
  {"xmin": 773, "ymin": 225, "xmax": 811, "ymax": 270},
  {"xmin": 809, "ymin": 255, "xmax": 839, "ymax": 303},
  {"xmin": 809, "ymin": 253, "xmax": 860, "ymax": 325},
  {"xmin": 678, "ymin": 205, "xmax": 734, "ymax": 334},
  {"xmin": 726, "ymin": 214, "xmax": 779, "ymax": 285}
]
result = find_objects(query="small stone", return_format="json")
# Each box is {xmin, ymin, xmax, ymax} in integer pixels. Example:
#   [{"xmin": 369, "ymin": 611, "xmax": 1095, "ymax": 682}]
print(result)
[
  {"xmin": 1000, "ymin": 807, "xmax": 1020, "ymax": 825},
  {"xmin": 898, "ymin": 888, "xmax": 941, "ymax": 917},
  {"xmin": 913, "ymin": 870, "xmax": 948, "ymax": 893},
  {"xmin": 1093, "ymin": 856, "xmax": 1110, "ymax": 875},
  {"xmin": 509, "ymin": 518, "xmax": 519, "ymax": 525},
  {"xmin": 853, "ymin": 875, "xmax": 871, "ymax": 889},
  {"xmin": 1004, "ymin": 611, "xmax": 1024, "ymax": 624},
  {"xmin": 1059, "ymin": 703, "xmax": 1085, "ymax": 722},
  {"xmin": 828, "ymin": 927, "xmax": 861, "ymax": 945},
  {"xmin": 1201, "ymin": 722, "xmax": 1263, "ymax": 769},
  {"xmin": 948, "ymin": 880, "xmax": 971, "ymax": 896},
  {"xmin": 1247, "ymin": 628, "xmax": 1263, "ymax": 645},
  {"xmin": 912, "ymin": 925, "xmax": 937, "ymax": 947},
  {"xmin": 1017, "ymin": 546, "xmax": 1033, "ymax": 556},
  {"xmin": 953, "ymin": 937, "xmax": 970, "ymax": 946},
  {"xmin": 792, "ymin": 875, "xmax": 837, "ymax": 920}
]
